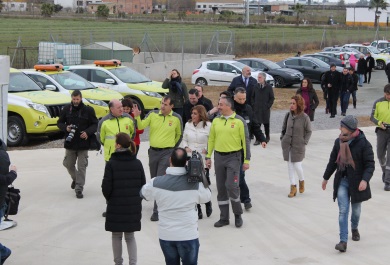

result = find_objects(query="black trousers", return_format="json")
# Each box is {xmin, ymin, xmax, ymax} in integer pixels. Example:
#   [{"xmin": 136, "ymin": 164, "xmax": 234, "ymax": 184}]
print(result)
[
  {"xmin": 364, "ymin": 69, "xmax": 372, "ymax": 83},
  {"xmin": 328, "ymin": 92, "xmax": 339, "ymax": 116},
  {"xmin": 260, "ymin": 123, "xmax": 270, "ymax": 137}
]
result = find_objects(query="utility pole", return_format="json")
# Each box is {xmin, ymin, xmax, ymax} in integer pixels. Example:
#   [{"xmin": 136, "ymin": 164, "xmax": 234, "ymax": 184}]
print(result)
[{"xmin": 245, "ymin": 0, "xmax": 249, "ymax": 25}]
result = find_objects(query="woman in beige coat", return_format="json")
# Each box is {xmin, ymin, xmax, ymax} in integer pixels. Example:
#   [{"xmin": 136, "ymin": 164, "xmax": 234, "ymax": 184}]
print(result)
[{"xmin": 281, "ymin": 95, "xmax": 312, "ymax": 197}]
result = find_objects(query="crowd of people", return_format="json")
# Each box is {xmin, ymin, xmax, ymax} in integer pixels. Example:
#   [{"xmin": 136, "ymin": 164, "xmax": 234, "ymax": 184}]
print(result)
[{"xmin": 1, "ymin": 63, "xmax": 390, "ymax": 264}]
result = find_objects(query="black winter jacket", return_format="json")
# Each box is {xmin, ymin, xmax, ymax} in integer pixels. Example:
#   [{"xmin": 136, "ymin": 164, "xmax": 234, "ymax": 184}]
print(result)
[
  {"xmin": 183, "ymin": 101, "xmax": 212, "ymax": 124},
  {"xmin": 350, "ymin": 73, "xmax": 359, "ymax": 92},
  {"xmin": 228, "ymin": 75, "xmax": 258, "ymax": 104},
  {"xmin": 356, "ymin": 58, "xmax": 366, "ymax": 75},
  {"xmin": 234, "ymin": 102, "xmax": 266, "ymax": 143},
  {"xmin": 0, "ymin": 139, "xmax": 16, "ymax": 206},
  {"xmin": 57, "ymin": 102, "xmax": 98, "ymax": 150},
  {"xmin": 340, "ymin": 73, "xmax": 353, "ymax": 92},
  {"xmin": 323, "ymin": 130, "xmax": 375, "ymax": 203},
  {"xmin": 366, "ymin": 56, "xmax": 375, "ymax": 71},
  {"xmin": 162, "ymin": 77, "xmax": 189, "ymax": 109},
  {"xmin": 102, "ymin": 150, "xmax": 146, "ymax": 232},
  {"xmin": 322, "ymin": 70, "xmax": 341, "ymax": 96}
]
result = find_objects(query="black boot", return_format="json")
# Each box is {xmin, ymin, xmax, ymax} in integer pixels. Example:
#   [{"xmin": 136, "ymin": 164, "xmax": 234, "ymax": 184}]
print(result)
[
  {"xmin": 353, "ymin": 101, "xmax": 356, "ymax": 109},
  {"xmin": 205, "ymin": 201, "xmax": 212, "ymax": 217},
  {"xmin": 197, "ymin": 204, "xmax": 203, "ymax": 219}
]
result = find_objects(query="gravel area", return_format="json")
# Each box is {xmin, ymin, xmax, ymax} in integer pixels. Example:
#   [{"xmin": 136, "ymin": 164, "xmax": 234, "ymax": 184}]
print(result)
[{"xmin": 9, "ymin": 70, "xmax": 384, "ymax": 150}]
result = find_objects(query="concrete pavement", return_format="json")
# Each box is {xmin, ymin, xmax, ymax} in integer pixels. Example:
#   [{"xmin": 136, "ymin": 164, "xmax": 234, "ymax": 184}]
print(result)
[{"xmin": 1, "ymin": 127, "xmax": 389, "ymax": 265}]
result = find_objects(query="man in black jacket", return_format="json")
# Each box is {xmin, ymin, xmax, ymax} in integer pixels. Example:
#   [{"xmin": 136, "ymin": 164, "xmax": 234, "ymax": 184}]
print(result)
[
  {"xmin": 322, "ymin": 64, "xmax": 341, "ymax": 118},
  {"xmin": 340, "ymin": 68, "xmax": 353, "ymax": 116},
  {"xmin": 57, "ymin": 90, "xmax": 98, "ymax": 199},
  {"xmin": 228, "ymin": 66, "xmax": 257, "ymax": 104},
  {"xmin": 194, "ymin": 83, "xmax": 213, "ymax": 109},
  {"xmin": 233, "ymin": 87, "xmax": 267, "ymax": 210},
  {"xmin": 385, "ymin": 62, "xmax": 390, "ymax": 84},
  {"xmin": 364, "ymin": 52, "xmax": 375, "ymax": 84},
  {"xmin": 182, "ymin": 89, "xmax": 212, "ymax": 125}
]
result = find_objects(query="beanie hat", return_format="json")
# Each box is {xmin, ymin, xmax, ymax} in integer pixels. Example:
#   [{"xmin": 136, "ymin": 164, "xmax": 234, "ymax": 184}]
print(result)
[{"xmin": 341, "ymin": 115, "xmax": 358, "ymax": 132}]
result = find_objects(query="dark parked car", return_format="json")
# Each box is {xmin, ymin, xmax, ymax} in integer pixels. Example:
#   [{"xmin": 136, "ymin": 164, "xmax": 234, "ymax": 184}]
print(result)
[
  {"xmin": 237, "ymin": 58, "xmax": 304, "ymax": 87},
  {"xmin": 302, "ymin": 54, "xmax": 344, "ymax": 67},
  {"xmin": 276, "ymin": 57, "xmax": 343, "ymax": 83}
]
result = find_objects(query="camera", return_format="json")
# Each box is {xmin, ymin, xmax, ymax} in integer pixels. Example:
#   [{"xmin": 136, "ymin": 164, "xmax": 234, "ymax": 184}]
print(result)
[
  {"xmin": 187, "ymin": 151, "xmax": 205, "ymax": 183},
  {"xmin": 66, "ymin": 125, "xmax": 78, "ymax": 142}
]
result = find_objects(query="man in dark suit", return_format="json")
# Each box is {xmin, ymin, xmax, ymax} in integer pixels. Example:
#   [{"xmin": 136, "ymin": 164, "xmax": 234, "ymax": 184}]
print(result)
[
  {"xmin": 322, "ymin": 64, "xmax": 342, "ymax": 118},
  {"xmin": 228, "ymin": 66, "xmax": 257, "ymax": 104}
]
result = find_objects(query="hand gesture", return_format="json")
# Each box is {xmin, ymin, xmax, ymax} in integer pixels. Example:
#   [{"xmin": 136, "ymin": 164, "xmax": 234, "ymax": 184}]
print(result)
[
  {"xmin": 322, "ymin": 180, "xmax": 328, "ymax": 190},
  {"xmin": 132, "ymin": 104, "xmax": 142, "ymax": 117}
]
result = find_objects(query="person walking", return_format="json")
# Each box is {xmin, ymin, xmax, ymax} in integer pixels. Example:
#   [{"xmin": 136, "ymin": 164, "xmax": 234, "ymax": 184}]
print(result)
[
  {"xmin": 183, "ymin": 88, "xmax": 211, "ymax": 125},
  {"xmin": 349, "ymin": 67, "xmax": 359, "ymax": 109},
  {"xmin": 281, "ymin": 95, "xmax": 312, "ymax": 198},
  {"xmin": 322, "ymin": 63, "xmax": 341, "ymax": 118},
  {"xmin": 251, "ymin": 72, "xmax": 275, "ymax": 143},
  {"xmin": 57, "ymin": 90, "xmax": 98, "ymax": 199},
  {"xmin": 233, "ymin": 87, "xmax": 267, "ymax": 210},
  {"xmin": 356, "ymin": 54, "xmax": 366, "ymax": 87},
  {"xmin": 122, "ymin": 98, "xmax": 144, "ymax": 156},
  {"xmin": 132, "ymin": 96, "xmax": 183, "ymax": 221},
  {"xmin": 194, "ymin": 83, "xmax": 213, "ymax": 109},
  {"xmin": 162, "ymin": 69, "xmax": 189, "ymax": 118},
  {"xmin": 385, "ymin": 61, "xmax": 390, "ymax": 84},
  {"xmin": 364, "ymin": 52, "xmax": 375, "ymax": 84},
  {"xmin": 370, "ymin": 84, "xmax": 390, "ymax": 190},
  {"xmin": 206, "ymin": 97, "xmax": 250, "ymax": 228},
  {"xmin": 228, "ymin": 66, "xmax": 257, "ymax": 103},
  {"xmin": 296, "ymin": 78, "xmax": 319, "ymax": 122},
  {"xmin": 140, "ymin": 148, "xmax": 211, "ymax": 265},
  {"xmin": 340, "ymin": 68, "xmax": 353, "ymax": 116},
  {"xmin": 322, "ymin": 115, "xmax": 375, "ymax": 252},
  {"xmin": 102, "ymin": 133, "xmax": 146, "ymax": 265},
  {"xmin": 98, "ymin": 99, "xmax": 135, "ymax": 162},
  {"xmin": 181, "ymin": 105, "xmax": 213, "ymax": 219}
]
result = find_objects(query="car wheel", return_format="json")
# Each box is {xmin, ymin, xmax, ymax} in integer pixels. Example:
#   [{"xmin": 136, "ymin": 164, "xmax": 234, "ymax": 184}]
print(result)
[
  {"xmin": 195, "ymin": 78, "xmax": 208, "ymax": 86},
  {"xmin": 376, "ymin": 60, "xmax": 385, "ymax": 70},
  {"xmin": 274, "ymin": 76, "xmax": 285, "ymax": 88},
  {"xmin": 7, "ymin": 116, "xmax": 29, "ymax": 147}
]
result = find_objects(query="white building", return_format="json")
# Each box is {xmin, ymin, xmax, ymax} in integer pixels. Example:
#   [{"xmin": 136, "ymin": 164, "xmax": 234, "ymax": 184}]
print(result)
[
  {"xmin": 2, "ymin": 0, "xmax": 28, "ymax": 12},
  {"xmin": 53, "ymin": 0, "xmax": 103, "ymax": 10},
  {"xmin": 346, "ymin": 7, "xmax": 390, "ymax": 27}
]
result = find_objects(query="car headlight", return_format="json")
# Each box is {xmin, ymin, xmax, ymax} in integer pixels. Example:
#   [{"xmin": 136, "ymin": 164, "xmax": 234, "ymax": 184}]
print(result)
[
  {"xmin": 26, "ymin": 101, "xmax": 51, "ymax": 118},
  {"xmin": 290, "ymin": 73, "xmax": 297, "ymax": 77},
  {"xmin": 142, "ymin": 91, "xmax": 162, "ymax": 98},
  {"xmin": 85, "ymin": 98, "xmax": 108, "ymax": 107}
]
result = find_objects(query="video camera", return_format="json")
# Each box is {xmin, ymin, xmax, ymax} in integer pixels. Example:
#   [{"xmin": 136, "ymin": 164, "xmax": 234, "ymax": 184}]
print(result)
[
  {"xmin": 66, "ymin": 125, "xmax": 78, "ymax": 142},
  {"xmin": 187, "ymin": 151, "xmax": 207, "ymax": 185}
]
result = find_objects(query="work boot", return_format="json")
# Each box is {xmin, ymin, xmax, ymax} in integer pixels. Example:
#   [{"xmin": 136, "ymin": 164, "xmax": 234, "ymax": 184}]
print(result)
[
  {"xmin": 197, "ymin": 204, "xmax": 203, "ymax": 219},
  {"xmin": 335, "ymin": 241, "xmax": 347, "ymax": 252},
  {"xmin": 244, "ymin": 202, "xmax": 252, "ymax": 210},
  {"xmin": 288, "ymin": 185, "xmax": 297, "ymax": 198},
  {"xmin": 384, "ymin": 184, "xmax": 390, "ymax": 191},
  {"xmin": 214, "ymin": 219, "xmax": 229, "ymax": 228},
  {"xmin": 150, "ymin": 213, "xmax": 159, "ymax": 222},
  {"xmin": 352, "ymin": 229, "xmax": 360, "ymax": 241},
  {"xmin": 235, "ymin": 215, "xmax": 243, "ymax": 228},
  {"xmin": 205, "ymin": 201, "xmax": 212, "ymax": 217},
  {"xmin": 299, "ymin": 180, "xmax": 305, "ymax": 193},
  {"xmin": 76, "ymin": 191, "xmax": 83, "ymax": 199},
  {"xmin": 353, "ymin": 102, "xmax": 356, "ymax": 109}
]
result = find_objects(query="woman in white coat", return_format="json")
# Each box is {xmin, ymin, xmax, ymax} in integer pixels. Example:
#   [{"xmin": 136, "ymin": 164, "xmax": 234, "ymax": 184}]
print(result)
[{"xmin": 181, "ymin": 105, "xmax": 212, "ymax": 219}]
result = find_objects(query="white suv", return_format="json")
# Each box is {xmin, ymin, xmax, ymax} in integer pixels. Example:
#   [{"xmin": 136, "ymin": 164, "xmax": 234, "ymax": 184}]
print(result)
[
  {"xmin": 343, "ymin": 44, "xmax": 389, "ymax": 70},
  {"xmin": 191, "ymin": 60, "xmax": 274, "ymax": 87}
]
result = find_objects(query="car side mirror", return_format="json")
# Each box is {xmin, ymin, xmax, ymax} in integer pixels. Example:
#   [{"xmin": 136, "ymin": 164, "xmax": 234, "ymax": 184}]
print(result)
[
  {"xmin": 313, "ymin": 65, "xmax": 317, "ymax": 69},
  {"xmin": 105, "ymin": 78, "xmax": 116, "ymax": 84},
  {"xmin": 232, "ymin": 70, "xmax": 238, "ymax": 75},
  {"xmin": 45, "ymin": 84, "xmax": 57, "ymax": 91},
  {"xmin": 263, "ymin": 67, "xmax": 269, "ymax": 71}
]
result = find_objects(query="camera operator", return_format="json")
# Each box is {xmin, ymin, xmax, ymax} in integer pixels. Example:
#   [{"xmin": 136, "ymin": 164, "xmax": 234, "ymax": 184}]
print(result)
[
  {"xmin": 370, "ymin": 84, "xmax": 390, "ymax": 191},
  {"xmin": 140, "ymin": 148, "xmax": 211, "ymax": 265},
  {"xmin": 58, "ymin": 90, "xmax": 98, "ymax": 199}
]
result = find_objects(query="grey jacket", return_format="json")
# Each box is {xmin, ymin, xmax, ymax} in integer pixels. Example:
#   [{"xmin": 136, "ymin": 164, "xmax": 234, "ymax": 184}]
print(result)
[{"xmin": 281, "ymin": 111, "xmax": 312, "ymax": 162}]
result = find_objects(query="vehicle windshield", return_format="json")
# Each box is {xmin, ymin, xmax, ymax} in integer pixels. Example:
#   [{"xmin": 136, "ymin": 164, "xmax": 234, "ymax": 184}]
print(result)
[
  {"xmin": 309, "ymin": 58, "xmax": 331, "ymax": 68},
  {"xmin": 50, "ymin": 72, "xmax": 95, "ymax": 90},
  {"xmin": 261, "ymin": 60, "xmax": 282, "ymax": 69},
  {"xmin": 9, "ymin": 72, "xmax": 43, "ymax": 92},
  {"xmin": 232, "ymin": 62, "xmax": 255, "ymax": 71},
  {"xmin": 368, "ymin": 46, "xmax": 381, "ymax": 54},
  {"xmin": 109, "ymin": 67, "xmax": 151, "ymax": 83}
]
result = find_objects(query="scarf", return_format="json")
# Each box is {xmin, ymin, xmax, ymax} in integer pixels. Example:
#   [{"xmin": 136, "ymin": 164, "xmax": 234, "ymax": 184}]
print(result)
[
  {"xmin": 300, "ymin": 86, "xmax": 310, "ymax": 115},
  {"xmin": 170, "ymin": 76, "xmax": 183, "ymax": 95},
  {"xmin": 336, "ymin": 129, "xmax": 359, "ymax": 171}
]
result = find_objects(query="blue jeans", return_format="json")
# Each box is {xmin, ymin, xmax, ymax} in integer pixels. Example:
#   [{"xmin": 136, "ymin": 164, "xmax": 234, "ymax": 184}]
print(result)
[
  {"xmin": 159, "ymin": 239, "xmax": 199, "ymax": 265},
  {"xmin": 0, "ymin": 243, "xmax": 11, "ymax": 264},
  {"xmin": 239, "ymin": 165, "xmax": 250, "ymax": 203},
  {"xmin": 340, "ymin": 91, "xmax": 350, "ymax": 114},
  {"xmin": 337, "ymin": 178, "xmax": 362, "ymax": 242},
  {"xmin": 358, "ymin": 74, "xmax": 364, "ymax": 86}
]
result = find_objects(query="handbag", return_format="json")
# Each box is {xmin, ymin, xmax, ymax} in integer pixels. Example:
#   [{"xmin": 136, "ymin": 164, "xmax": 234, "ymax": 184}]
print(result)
[
  {"xmin": 89, "ymin": 133, "xmax": 101, "ymax": 151},
  {"xmin": 281, "ymin": 112, "xmax": 290, "ymax": 139},
  {"xmin": 5, "ymin": 186, "xmax": 21, "ymax": 218}
]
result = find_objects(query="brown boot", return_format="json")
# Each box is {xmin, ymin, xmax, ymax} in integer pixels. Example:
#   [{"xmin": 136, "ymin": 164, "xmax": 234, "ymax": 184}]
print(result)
[
  {"xmin": 299, "ymin": 180, "xmax": 305, "ymax": 193},
  {"xmin": 288, "ymin": 185, "xmax": 297, "ymax": 198}
]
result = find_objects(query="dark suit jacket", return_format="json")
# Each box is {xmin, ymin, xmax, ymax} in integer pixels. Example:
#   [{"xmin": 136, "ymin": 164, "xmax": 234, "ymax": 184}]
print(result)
[{"xmin": 228, "ymin": 75, "xmax": 257, "ymax": 104}]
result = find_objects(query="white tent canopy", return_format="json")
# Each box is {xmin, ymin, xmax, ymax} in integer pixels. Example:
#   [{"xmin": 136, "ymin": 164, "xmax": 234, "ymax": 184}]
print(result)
[{"xmin": 0, "ymin": 56, "xmax": 10, "ymax": 143}]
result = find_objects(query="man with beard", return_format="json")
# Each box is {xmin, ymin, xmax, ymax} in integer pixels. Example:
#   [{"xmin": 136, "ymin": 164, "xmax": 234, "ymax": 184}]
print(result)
[
  {"xmin": 58, "ymin": 90, "xmax": 98, "ymax": 199},
  {"xmin": 233, "ymin": 87, "xmax": 266, "ymax": 210}
]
